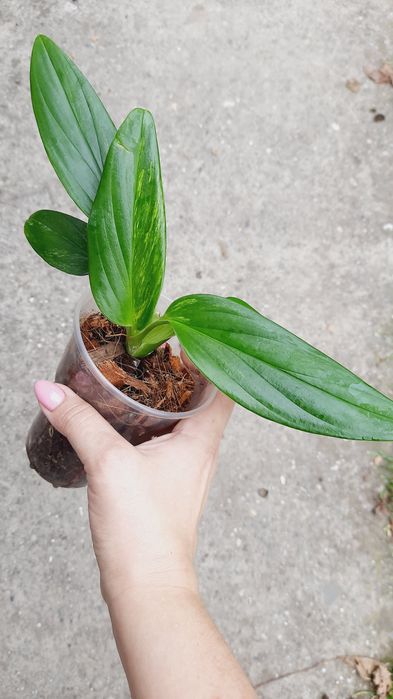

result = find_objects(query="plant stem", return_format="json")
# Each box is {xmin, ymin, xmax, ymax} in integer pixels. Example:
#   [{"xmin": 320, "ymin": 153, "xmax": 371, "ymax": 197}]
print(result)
[{"xmin": 125, "ymin": 318, "xmax": 174, "ymax": 358}]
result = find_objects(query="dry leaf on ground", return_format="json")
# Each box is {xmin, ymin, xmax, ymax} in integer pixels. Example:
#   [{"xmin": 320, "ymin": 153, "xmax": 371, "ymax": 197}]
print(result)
[
  {"xmin": 345, "ymin": 655, "xmax": 392, "ymax": 698},
  {"xmin": 365, "ymin": 63, "xmax": 393, "ymax": 85},
  {"xmin": 345, "ymin": 78, "xmax": 361, "ymax": 93}
]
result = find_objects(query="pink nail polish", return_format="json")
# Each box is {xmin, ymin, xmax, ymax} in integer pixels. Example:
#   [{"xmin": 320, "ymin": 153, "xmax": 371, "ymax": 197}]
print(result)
[{"xmin": 34, "ymin": 380, "xmax": 65, "ymax": 411}]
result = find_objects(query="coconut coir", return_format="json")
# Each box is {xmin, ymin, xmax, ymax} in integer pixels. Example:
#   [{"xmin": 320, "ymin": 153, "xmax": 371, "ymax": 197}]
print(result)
[{"xmin": 80, "ymin": 313, "xmax": 195, "ymax": 412}]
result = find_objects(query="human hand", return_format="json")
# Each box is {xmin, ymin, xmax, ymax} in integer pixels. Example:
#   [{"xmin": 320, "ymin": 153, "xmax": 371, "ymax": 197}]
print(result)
[{"xmin": 34, "ymin": 380, "xmax": 233, "ymax": 603}]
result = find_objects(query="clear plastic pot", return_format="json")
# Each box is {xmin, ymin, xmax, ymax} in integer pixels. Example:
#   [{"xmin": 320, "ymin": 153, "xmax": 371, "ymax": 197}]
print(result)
[{"xmin": 26, "ymin": 290, "xmax": 216, "ymax": 488}]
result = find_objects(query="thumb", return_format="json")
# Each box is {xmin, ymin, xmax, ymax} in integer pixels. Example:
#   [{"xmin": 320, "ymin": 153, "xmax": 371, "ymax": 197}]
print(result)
[{"xmin": 34, "ymin": 380, "xmax": 128, "ymax": 469}]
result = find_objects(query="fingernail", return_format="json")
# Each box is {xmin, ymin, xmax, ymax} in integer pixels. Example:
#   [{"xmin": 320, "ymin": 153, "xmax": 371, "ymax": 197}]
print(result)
[{"xmin": 34, "ymin": 380, "xmax": 65, "ymax": 411}]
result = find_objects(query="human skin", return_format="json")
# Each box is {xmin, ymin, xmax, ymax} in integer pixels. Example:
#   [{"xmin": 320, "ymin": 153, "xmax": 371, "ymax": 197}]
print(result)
[{"xmin": 34, "ymin": 379, "xmax": 257, "ymax": 699}]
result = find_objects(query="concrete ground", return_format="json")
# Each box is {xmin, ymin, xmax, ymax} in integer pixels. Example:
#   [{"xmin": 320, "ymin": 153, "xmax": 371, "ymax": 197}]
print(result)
[{"xmin": 1, "ymin": 0, "xmax": 393, "ymax": 696}]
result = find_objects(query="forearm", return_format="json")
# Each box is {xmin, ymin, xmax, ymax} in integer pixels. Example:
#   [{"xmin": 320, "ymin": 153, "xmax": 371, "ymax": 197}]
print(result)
[{"xmin": 107, "ymin": 583, "xmax": 257, "ymax": 699}]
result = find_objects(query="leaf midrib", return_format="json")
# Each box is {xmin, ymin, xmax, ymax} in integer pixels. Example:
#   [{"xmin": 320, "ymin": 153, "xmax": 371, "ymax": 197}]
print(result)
[
  {"xmin": 33, "ymin": 77, "xmax": 98, "ymax": 207},
  {"xmin": 42, "ymin": 41, "xmax": 103, "ymax": 176},
  {"xmin": 130, "ymin": 111, "xmax": 145, "ymax": 327}
]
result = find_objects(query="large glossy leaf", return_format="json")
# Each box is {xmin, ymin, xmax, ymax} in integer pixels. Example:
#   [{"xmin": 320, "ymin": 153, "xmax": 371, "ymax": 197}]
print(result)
[
  {"xmin": 24, "ymin": 210, "xmax": 88, "ymax": 275},
  {"xmin": 88, "ymin": 108, "xmax": 166, "ymax": 330},
  {"xmin": 164, "ymin": 294, "xmax": 393, "ymax": 440},
  {"xmin": 30, "ymin": 35, "xmax": 116, "ymax": 216}
]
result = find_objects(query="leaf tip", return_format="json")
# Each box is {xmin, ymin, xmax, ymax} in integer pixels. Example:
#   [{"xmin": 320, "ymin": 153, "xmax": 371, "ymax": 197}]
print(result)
[
  {"xmin": 23, "ymin": 214, "xmax": 33, "ymax": 238},
  {"xmin": 32, "ymin": 34, "xmax": 50, "ymax": 55}
]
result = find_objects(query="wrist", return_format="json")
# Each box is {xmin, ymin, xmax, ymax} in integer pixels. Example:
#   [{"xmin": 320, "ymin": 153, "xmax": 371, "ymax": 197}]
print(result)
[{"xmin": 100, "ymin": 552, "xmax": 198, "ymax": 607}]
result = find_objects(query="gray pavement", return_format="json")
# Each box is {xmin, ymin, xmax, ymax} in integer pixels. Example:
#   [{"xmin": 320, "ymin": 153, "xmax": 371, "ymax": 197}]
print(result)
[{"xmin": 1, "ymin": 1, "xmax": 393, "ymax": 697}]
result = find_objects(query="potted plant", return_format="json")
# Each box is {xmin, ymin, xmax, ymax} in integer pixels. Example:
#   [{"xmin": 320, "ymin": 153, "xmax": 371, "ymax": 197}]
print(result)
[{"xmin": 26, "ymin": 35, "xmax": 393, "ymax": 488}]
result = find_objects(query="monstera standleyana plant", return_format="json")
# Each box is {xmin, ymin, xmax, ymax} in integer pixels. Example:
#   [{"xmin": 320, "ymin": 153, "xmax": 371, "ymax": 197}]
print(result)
[{"xmin": 25, "ymin": 36, "xmax": 393, "ymax": 488}]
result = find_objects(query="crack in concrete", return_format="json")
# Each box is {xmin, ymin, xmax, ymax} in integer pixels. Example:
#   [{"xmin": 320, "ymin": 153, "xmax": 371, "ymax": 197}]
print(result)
[{"xmin": 253, "ymin": 655, "xmax": 345, "ymax": 689}]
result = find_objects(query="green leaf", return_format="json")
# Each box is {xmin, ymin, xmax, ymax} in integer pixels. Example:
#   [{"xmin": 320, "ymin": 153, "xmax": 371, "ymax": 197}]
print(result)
[
  {"xmin": 24, "ymin": 210, "xmax": 88, "ymax": 275},
  {"xmin": 30, "ymin": 35, "xmax": 116, "ymax": 216},
  {"xmin": 88, "ymin": 108, "xmax": 166, "ymax": 329},
  {"xmin": 164, "ymin": 294, "xmax": 393, "ymax": 440}
]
